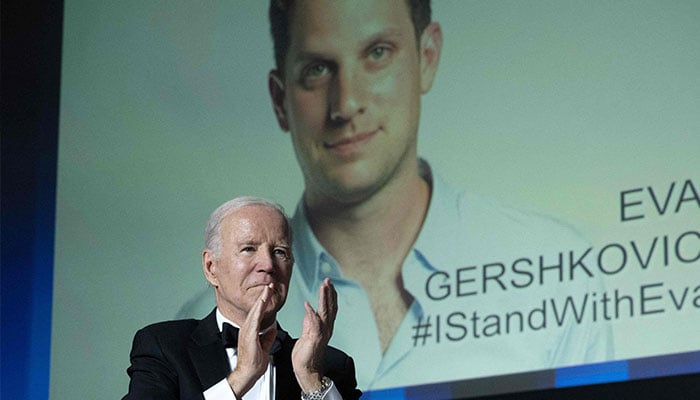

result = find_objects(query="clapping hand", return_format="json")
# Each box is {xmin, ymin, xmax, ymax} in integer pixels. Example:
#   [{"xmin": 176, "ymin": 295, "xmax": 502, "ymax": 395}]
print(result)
[
  {"xmin": 226, "ymin": 283, "xmax": 279, "ymax": 397},
  {"xmin": 291, "ymin": 278, "xmax": 338, "ymax": 393}
]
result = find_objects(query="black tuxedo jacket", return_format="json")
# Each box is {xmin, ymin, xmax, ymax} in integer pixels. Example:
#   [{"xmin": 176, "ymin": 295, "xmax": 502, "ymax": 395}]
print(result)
[{"xmin": 123, "ymin": 309, "xmax": 361, "ymax": 400}]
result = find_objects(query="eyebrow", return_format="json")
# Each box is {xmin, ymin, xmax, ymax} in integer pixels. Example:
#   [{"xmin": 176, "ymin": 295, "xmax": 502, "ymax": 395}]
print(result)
[{"xmin": 362, "ymin": 28, "xmax": 405, "ymax": 47}]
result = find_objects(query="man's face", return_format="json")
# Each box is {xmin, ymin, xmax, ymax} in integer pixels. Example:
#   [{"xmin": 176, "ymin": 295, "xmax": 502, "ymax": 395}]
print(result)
[
  {"xmin": 270, "ymin": 0, "xmax": 441, "ymax": 204},
  {"xmin": 203, "ymin": 205, "xmax": 293, "ymax": 326}
]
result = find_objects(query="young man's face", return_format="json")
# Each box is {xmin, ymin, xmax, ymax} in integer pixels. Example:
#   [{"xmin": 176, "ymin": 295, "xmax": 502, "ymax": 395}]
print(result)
[{"xmin": 270, "ymin": 0, "xmax": 441, "ymax": 204}]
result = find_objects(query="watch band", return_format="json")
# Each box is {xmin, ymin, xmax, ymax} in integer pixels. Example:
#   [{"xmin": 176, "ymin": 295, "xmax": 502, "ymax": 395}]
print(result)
[{"xmin": 301, "ymin": 376, "xmax": 332, "ymax": 400}]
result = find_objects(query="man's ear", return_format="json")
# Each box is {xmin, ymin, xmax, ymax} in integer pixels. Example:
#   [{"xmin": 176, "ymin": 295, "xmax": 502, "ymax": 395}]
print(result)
[
  {"xmin": 419, "ymin": 22, "xmax": 443, "ymax": 94},
  {"xmin": 202, "ymin": 249, "xmax": 219, "ymax": 288},
  {"xmin": 269, "ymin": 70, "xmax": 289, "ymax": 131}
]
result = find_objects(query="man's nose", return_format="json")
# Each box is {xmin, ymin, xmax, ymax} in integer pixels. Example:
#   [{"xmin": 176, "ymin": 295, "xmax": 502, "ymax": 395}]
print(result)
[
  {"xmin": 329, "ymin": 66, "xmax": 364, "ymax": 123},
  {"xmin": 255, "ymin": 249, "xmax": 276, "ymax": 272}
]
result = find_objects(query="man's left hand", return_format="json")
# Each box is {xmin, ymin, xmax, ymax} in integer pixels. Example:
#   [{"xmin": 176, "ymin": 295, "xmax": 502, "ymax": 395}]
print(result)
[{"xmin": 291, "ymin": 277, "xmax": 337, "ymax": 393}]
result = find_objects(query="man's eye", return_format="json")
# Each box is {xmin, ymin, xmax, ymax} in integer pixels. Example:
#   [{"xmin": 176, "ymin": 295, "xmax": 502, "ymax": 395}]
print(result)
[
  {"xmin": 241, "ymin": 246, "xmax": 255, "ymax": 253},
  {"xmin": 368, "ymin": 45, "xmax": 390, "ymax": 61},
  {"xmin": 273, "ymin": 248, "xmax": 289, "ymax": 258},
  {"xmin": 304, "ymin": 63, "xmax": 329, "ymax": 78}
]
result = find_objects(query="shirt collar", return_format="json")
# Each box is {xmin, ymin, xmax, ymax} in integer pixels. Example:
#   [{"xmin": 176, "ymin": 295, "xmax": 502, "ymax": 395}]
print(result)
[
  {"xmin": 289, "ymin": 159, "xmax": 469, "ymax": 290},
  {"xmin": 412, "ymin": 159, "xmax": 471, "ymax": 273},
  {"xmin": 215, "ymin": 308, "xmax": 277, "ymax": 335},
  {"xmin": 290, "ymin": 199, "xmax": 348, "ymax": 291}
]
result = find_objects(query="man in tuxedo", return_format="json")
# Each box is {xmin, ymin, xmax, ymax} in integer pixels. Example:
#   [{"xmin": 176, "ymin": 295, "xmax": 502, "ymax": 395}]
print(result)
[{"xmin": 124, "ymin": 197, "xmax": 361, "ymax": 399}]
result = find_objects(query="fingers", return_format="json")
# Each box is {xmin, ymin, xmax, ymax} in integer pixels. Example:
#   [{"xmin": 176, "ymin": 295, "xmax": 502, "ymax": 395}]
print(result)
[
  {"xmin": 239, "ymin": 283, "xmax": 277, "ymax": 360},
  {"xmin": 317, "ymin": 278, "xmax": 337, "ymax": 335},
  {"xmin": 230, "ymin": 284, "xmax": 275, "ymax": 397},
  {"xmin": 242, "ymin": 283, "xmax": 272, "ymax": 338},
  {"xmin": 293, "ymin": 295, "xmax": 331, "ymax": 389}
]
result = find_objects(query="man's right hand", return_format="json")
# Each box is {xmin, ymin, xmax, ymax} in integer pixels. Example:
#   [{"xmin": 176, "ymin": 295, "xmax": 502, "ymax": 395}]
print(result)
[{"xmin": 226, "ymin": 284, "xmax": 278, "ymax": 398}]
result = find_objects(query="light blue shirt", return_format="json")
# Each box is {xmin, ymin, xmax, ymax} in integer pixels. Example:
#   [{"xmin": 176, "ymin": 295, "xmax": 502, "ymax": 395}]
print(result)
[{"xmin": 278, "ymin": 160, "xmax": 614, "ymax": 390}]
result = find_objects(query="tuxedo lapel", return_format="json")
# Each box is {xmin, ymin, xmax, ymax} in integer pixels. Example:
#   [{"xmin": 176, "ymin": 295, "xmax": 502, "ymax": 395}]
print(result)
[
  {"xmin": 188, "ymin": 309, "xmax": 231, "ymax": 391},
  {"xmin": 184, "ymin": 311, "xmax": 303, "ymax": 398}
]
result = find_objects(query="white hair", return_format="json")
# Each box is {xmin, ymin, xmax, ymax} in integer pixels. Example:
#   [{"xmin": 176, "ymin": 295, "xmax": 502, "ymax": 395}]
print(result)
[{"xmin": 204, "ymin": 196, "xmax": 290, "ymax": 257}]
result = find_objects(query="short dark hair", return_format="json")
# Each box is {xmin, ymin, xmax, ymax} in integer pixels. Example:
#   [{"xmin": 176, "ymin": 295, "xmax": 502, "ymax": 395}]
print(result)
[{"xmin": 269, "ymin": 0, "xmax": 431, "ymax": 71}]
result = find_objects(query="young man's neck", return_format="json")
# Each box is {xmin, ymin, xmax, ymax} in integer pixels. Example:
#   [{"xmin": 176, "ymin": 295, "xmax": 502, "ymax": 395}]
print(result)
[
  {"xmin": 303, "ymin": 159, "xmax": 430, "ymax": 352},
  {"xmin": 304, "ymin": 161, "xmax": 431, "ymax": 275}
]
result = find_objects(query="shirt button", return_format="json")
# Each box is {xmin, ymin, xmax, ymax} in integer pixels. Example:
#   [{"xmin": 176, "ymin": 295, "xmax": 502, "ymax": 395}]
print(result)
[{"xmin": 320, "ymin": 261, "xmax": 333, "ymax": 276}]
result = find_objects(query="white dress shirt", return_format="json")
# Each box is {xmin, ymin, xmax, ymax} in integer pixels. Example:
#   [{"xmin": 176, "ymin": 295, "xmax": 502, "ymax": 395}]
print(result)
[{"xmin": 203, "ymin": 309, "xmax": 342, "ymax": 400}]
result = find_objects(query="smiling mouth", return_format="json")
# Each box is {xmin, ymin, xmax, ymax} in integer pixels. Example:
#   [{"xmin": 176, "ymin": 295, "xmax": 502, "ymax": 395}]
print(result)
[{"xmin": 323, "ymin": 130, "xmax": 377, "ymax": 155}]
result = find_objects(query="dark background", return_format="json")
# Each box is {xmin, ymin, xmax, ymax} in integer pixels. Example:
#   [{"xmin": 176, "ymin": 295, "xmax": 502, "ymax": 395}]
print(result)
[{"xmin": 1, "ymin": 0, "xmax": 697, "ymax": 398}]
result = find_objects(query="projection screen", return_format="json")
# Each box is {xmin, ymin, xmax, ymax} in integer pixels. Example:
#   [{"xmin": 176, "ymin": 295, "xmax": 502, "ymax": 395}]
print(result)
[{"xmin": 52, "ymin": 1, "xmax": 699, "ymax": 398}]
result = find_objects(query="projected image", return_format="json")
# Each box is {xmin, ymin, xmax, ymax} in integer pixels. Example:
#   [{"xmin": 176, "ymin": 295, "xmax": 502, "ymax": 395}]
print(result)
[
  {"xmin": 172, "ymin": 0, "xmax": 698, "ymax": 394},
  {"xmin": 263, "ymin": 0, "xmax": 611, "ymax": 390},
  {"xmin": 53, "ymin": 0, "xmax": 699, "ymax": 398}
]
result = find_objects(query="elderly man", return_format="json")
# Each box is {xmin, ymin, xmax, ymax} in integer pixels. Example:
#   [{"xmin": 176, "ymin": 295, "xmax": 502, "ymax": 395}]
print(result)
[{"xmin": 124, "ymin": 197, "xmax": 361, "ymax": 400}]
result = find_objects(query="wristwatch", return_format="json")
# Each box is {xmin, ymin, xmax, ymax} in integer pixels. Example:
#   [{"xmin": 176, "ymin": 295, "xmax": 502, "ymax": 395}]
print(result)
[{"xmin": 301, "ymin": 376, "xmax": 332, "ymax": 400}]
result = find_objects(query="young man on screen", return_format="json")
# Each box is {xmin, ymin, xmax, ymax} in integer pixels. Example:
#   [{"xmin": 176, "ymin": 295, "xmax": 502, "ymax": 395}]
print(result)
[
  {"xmin": 181, "ymin": 0, "xmax": 613, "ymax": 391},
  {"xmin": 267, "ymin": 0, "xmax": 613, "ymax": 390}
]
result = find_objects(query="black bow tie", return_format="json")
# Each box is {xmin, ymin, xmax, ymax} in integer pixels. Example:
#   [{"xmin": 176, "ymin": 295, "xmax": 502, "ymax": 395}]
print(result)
[
  {"xmin": 221, "ymin": 322, "xmax": 239, "ymax": 348},
  {"xmin": 221, "ymin": 322, "xmax": 284, "ymax": 354}
]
